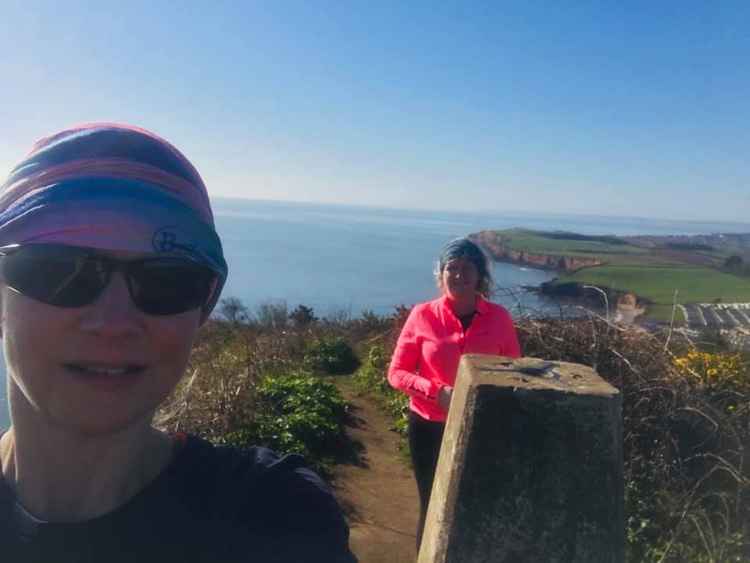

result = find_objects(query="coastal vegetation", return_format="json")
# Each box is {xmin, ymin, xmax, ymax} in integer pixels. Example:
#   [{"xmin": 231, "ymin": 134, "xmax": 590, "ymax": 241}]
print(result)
[
  {"xmin": 352, "ymin": 343, "xmax": 409, "ymax": 439},
  {"xmin": 155, "ymin": 307, "xmax": 372, "ymax": 474},
  {"xmin": 158, "ymin": 298, "xmax": 749, "ymax": 561}
]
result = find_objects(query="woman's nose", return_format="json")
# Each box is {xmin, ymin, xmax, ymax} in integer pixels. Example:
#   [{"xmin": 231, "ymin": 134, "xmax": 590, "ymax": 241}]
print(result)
[{"xmin": 79, "ymin": 272, "xmax": 142, "ymax": 335}]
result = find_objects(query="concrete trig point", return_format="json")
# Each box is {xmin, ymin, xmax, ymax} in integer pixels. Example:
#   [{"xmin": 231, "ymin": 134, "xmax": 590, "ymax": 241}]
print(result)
[{"xmin": 418, "ymin": 355, "xmax": 623, "ymax": 563}]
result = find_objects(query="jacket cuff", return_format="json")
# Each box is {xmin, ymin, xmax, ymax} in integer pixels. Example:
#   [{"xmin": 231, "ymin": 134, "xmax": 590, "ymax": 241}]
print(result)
[{"xmin": 431, "ymin": 381, "xmax": 446, "ymax": 404}]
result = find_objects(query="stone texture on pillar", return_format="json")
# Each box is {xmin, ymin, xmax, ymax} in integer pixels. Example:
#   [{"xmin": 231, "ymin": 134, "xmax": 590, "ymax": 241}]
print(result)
[{"xmin": 418, "ymin": 355, "xmax": 623, "ymax": 563}]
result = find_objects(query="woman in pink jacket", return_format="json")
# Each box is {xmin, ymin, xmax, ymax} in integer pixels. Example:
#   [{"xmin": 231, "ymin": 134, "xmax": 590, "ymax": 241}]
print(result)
[{"xmin": 388, "ymin": 237, "xmax": 521, "ymax": 549}]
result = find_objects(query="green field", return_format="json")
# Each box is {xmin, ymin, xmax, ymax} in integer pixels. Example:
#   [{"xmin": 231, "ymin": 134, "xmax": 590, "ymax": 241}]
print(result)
[
  {"xmin": 481, "ymin": 229, "xmax": 750, "ymax": 322},
  {"xmin": 561, "ymin": 265, "xmax": 750, "ymax": 304},
  {"xmin": 558, "ymin": 265, "xmax": 750, "ymax": 321},
  {"xmin": 646, "ymin": 305, "xmax": 687, "ymax": 323},
  {"xmin": 498, "ymin": 228, "xmax": 649, "ymax": 257}
]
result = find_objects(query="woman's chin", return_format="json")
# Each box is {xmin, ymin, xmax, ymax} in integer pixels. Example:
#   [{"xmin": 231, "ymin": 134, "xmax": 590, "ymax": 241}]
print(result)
[
  {"xmin": 55, "ymin": 407, "xmax": 156, "ymax": 438},
  {"xmin": 446, "ymin": 289, "xmax": 475, "ymax": 302},
  {"xmin": 25, "ymin": 396, "xmax": 159, "ymax": 439}
]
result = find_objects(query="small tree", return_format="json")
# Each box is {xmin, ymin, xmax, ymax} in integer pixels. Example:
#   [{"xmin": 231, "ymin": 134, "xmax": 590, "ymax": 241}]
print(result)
[
  {"xmin": 256, "ymin": 301, "xmax": 288, "ymax": 330},
  {"xmin": 724, "ymin": 254, "xmax": 745, "ymax": 275},
  {"xmin": 289, "ymin": 304, "xmax": 317, "ymax": 328},
  {"xmin": 217, "ymin": 297, "xmax": 249, "ymax": 325}
]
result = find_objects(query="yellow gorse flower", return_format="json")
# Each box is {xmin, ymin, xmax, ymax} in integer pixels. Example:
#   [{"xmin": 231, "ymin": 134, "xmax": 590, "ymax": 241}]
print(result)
[{"xmin": 672, "ymin": 348, "xmax": 749, "ymax": 402}]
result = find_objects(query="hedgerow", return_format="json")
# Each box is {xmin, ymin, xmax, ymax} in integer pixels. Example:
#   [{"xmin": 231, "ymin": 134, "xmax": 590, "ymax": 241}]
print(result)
[
  {"xmin": 355, "ymin": 309, "xmax": 749, "ymax": 561},
  {"xmin": 353, "ymin": 344, "xmax": 409, "ymax": 436},
  {"xmin": 517, "ymin": 317, "xmax": 749, "ymax": 562},
  {"xmin": 158, "ymin": 299, "xmax": 748, "ymax": 560}
]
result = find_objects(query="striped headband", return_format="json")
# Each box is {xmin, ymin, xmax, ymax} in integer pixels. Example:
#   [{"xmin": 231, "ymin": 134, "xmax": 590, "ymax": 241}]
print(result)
[{"xmin": 0, "ymin": 123, "xmax": 228, "ymax": 314}]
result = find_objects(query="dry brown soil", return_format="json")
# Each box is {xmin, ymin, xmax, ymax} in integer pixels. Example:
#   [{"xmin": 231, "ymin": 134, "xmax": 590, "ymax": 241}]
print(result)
[{"xmin": 331, "ymin": 380, "xmax": 419, "ymax": 563}]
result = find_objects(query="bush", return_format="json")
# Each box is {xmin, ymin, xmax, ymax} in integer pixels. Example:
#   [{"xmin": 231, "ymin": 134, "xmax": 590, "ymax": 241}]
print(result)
[
  {"xmin": 250, "ymin": 372, "xmax": 347, "ymax": 462},
  {"xmin": 673, "ymin": 349, "xmax": 749, "ymax": 412},
  {"xmin": 159, "ymin": 317, "xmax": 351, "ymax": 474},
  {"xmin": 349, "ymin": 307, "xmax": 413, "ymax": 439},
  {"xmin": 216, "ymin": 296, "xmax": 250, "ymax": 325},
  {"xmin": 256, "ymin": 300, "xmax": 288, "ymax": 329},
  {"xmin": 517, "ymin": 318, "xmax": 749, "ymax": 562},
  {"xmin": 289, "ymin": 304, "xmax": 317, "ymax": 328},
  {"xmin": 353, "ymin": 344, "xmax": 409, "ymax": 436},
  {"xmin": 304, "ymin": 337, "xmax": 360, "ymax": 375},
  {"xmin": 156, "ymin": 328, "xmax": 258, "ymax": 443}
]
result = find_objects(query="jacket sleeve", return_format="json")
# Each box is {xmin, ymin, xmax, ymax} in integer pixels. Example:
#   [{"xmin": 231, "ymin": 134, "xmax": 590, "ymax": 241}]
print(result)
[
  {"xmin": 497, "ymin": 307, "xmax": 522, "ymax": 358},
  {"xmin": 387, "ymin": 306, "xmax": 443, "ymax": 402}
]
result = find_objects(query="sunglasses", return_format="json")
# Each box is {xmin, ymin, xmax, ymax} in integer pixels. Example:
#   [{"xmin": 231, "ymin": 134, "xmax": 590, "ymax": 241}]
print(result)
[{"xmin": 0, "ymin": 244, "xmax": 218, "ymax": 316}]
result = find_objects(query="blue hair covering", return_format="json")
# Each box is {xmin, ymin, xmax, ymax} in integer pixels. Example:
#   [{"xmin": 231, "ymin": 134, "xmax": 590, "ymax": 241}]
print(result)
[
  {"xmin": 437, "ymin": 237, "xmax": 493, "ymax": 296},
  {"xmin": 0, "ymin": 123, "xmax": 228, "ymax": 318}
]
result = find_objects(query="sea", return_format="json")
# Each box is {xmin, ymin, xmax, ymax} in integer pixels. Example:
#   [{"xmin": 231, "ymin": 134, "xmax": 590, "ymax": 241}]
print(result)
[{"xmin": 1, "ymin": 198, "xmax": 749, "ymax": 429}]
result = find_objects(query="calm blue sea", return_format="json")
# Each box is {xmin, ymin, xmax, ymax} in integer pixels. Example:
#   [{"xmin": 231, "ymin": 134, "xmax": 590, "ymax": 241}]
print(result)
[{"xmin": 1, "ymin": 199, "xmax": 749, "ymax": 429}]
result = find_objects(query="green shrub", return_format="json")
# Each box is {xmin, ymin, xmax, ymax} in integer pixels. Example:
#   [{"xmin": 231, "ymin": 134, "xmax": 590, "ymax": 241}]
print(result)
[
  {"xmin": 251, "ymin": 372, "xmax": 347, "ymax": 463},
  {"xmin": 354, "ymin": 344, "xmax": 409, "ymax": 436},
  {"xmin": 304, "ymin": 337, "xmax": 360, "ymax": 375},
  {"xmin": 160, "ymin": 319, "xmax": 351, "ymax": 473}
]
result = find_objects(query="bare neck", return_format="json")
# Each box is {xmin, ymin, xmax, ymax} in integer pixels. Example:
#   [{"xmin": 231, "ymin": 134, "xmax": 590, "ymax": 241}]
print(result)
[
  {"xmin": 446, "ymin": 294, "xmax": 478, "ymax": 317},
  {"xmin": 0, "ymin": 391, "xmax": 173, "ymax": 522}
]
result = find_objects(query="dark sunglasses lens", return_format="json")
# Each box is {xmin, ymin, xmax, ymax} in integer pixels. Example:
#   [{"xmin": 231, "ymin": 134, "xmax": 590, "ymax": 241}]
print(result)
[
  {"xmin": 128, "ymin": 259, "xmax": 214, "ymax": 315},
  {"xmin": 1, "ymin": 246, "xmax": 108, "ymax": 307}
]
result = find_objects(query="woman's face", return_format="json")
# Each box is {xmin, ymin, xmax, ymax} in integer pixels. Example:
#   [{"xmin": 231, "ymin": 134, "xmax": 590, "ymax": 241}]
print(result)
[
  {"xmin": 441, "ymin": 257, "xmax": 480, "ymax": 301},
  {"xmin": 1, "ymin": 250, "xmax": 202, "ymax": 436}
]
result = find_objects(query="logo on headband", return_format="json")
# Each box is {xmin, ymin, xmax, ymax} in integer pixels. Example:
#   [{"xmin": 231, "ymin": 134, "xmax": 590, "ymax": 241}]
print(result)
[{"xmin": 152, "ymin": 226, "xmax": 195, "ymax": 255}]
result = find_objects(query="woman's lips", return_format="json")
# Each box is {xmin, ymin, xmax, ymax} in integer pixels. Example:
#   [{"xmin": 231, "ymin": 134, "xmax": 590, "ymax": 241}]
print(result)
[
  {"xmin": 449, "ymin": 284, "xmax": 473, "ymax": 293},
  {"xmin": 62, "ymin": 363, "xmax": 147, "ymax": 390},
  {"xmin": 64, "ymin": 363, "xmax": 146, "ymax": 376}
]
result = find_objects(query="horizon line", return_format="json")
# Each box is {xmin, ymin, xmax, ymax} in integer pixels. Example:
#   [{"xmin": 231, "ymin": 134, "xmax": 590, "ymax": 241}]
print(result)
[{"xmin": 209, "ymin": 195, "xmax": 750, "ymax": 230}]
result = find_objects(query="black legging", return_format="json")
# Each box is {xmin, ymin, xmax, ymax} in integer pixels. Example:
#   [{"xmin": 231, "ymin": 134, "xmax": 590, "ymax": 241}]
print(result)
[{"xmin": 408, "ymin": 410, "xmax": 446, "ymax": 551}]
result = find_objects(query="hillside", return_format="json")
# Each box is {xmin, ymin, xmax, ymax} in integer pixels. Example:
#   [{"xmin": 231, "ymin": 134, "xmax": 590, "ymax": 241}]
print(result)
[{"xmin": 470, "ymin": 228, "xmax": 750, "ymax": 323}]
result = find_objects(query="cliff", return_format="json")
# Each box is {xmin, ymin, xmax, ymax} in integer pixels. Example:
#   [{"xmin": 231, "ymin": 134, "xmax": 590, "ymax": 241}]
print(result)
[{"xmin": 470, "ymin": 230, "xmax": 604, "ymax": 273}]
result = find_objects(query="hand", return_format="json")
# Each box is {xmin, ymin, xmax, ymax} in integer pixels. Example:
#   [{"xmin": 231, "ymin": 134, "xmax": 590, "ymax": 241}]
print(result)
[{"xmin": 438, "ymin": 386, "xmax": 453, "ymax": 411}]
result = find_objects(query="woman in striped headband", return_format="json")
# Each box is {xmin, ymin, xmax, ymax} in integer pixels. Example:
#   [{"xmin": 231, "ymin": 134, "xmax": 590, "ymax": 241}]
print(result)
[{"xmin": 0, "ymin": 124, "xmax": 354, "ymax": 562}]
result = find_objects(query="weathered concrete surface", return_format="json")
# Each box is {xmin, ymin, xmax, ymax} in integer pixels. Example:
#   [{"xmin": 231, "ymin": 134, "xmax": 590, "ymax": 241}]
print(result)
[{"xmin": 418, "ymin": 355, "xmax": 623, "ymax": 563}]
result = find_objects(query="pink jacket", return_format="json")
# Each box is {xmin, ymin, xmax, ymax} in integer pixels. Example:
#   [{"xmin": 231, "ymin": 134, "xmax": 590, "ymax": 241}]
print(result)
[{"xmin": 388, "ymin": 295, "xmax": 521, "ymax": 422}]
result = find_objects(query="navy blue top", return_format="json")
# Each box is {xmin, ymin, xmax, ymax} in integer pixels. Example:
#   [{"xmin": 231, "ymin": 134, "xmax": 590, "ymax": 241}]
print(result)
[{"xmin": 0, "ymin": 435, "xmax": 356, "ymax": 562}]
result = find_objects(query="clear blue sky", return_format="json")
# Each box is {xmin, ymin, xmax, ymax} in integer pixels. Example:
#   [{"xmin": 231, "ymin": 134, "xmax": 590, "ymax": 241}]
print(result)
[{"xmin": 1, "ymin": 1, "xmax": 748, "ymax": 222}]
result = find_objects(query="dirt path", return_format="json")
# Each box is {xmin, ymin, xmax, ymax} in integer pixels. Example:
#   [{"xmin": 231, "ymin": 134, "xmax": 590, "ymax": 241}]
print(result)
[{"xmin": 332, "ymin": 380, "xmax": 419, "ymax": 563}]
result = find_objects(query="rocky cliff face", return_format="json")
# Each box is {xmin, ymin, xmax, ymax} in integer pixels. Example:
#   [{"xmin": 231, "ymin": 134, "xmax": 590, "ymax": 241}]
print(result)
[{"xmin": 470, "ymin": 230, "xmax": 603, "ymax": 273}]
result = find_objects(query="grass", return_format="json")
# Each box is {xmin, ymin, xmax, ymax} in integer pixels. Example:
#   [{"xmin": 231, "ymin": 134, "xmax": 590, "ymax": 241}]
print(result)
[
  {"xmin": 559, "ymin": 265, "xmax": 750, "ymax": 318},
  {"xmin": 496, "ymin": 228, "xmax": 648, "ymax": 257},
  {"xmin": 482, "ymin": 229, "xmax": 750, "ymax": 321},
  {"xmin": 561, "ymin": 265, "xmax": 750, "ymax": 303},
  {"xmin": 645, "ymin": 304, "xmax": 687, "ymax": 324}
]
